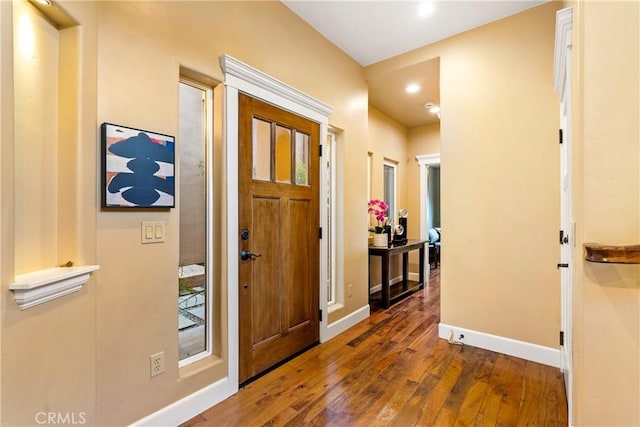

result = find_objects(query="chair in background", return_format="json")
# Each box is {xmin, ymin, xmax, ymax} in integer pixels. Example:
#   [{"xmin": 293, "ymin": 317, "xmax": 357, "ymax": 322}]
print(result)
[{"xmin": 428, "ymin": 227, "xmax": 441, "ymax": 268}]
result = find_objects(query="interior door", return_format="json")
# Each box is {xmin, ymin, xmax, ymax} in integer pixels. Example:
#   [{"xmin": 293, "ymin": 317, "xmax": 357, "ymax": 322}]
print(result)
[
  {"xmin": 559, "ymin": 46, "xmax": 573, "ymax": 397},
  {"xmin": 238, "ymin": 93, "xmax": 320, "ymax": 384}
]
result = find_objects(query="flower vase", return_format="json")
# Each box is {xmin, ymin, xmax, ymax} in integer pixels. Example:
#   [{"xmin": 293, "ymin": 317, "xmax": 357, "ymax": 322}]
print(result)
[{"xmin": 373, "ymin": 233, "xmax": 387, "ymax": 248}]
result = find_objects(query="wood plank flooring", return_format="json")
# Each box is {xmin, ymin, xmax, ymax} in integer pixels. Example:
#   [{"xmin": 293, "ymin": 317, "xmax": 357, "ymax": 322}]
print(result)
[{"xmin": 183, "ymin": 268, "xmax": 567, "ymax": 427}]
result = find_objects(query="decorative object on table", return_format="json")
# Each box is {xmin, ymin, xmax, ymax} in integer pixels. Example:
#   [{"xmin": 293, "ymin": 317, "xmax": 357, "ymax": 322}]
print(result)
[
  {"xmin": 368, "ymin": 199, "xmax": 390, "ymax": 247},
  {"xmin": 385, "ymin": 225, "xmax": 392, "ymax": 245},
  {"xmin": 393, "ymin": 208, "xmax": 409, "ymax": 245},
  {"xmin": 101, "ymin": 122, "xmax": 175, "ymax": 208}
]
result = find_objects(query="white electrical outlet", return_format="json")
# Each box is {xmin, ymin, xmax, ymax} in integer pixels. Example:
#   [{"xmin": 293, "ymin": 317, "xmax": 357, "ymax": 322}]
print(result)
[
  {"xmin": 447, "ymin": 330, "xmax": 464, "ymax": 346},
  {"xmin": 348, "ymin": 284, "xmax": 353, "ymax": 297},
  {"xmin": 150, "ymin": 351, "xmax": 165, "ymax": 377}
]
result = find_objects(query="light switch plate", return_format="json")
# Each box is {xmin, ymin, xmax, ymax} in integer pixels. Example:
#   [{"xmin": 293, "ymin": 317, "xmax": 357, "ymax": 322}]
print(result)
[{"xmin": 141, "ymin": 221, "xmax": 165, "ymax": 244}]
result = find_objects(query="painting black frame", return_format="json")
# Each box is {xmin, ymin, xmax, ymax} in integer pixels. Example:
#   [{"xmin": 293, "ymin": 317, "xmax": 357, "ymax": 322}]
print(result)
[{"xmin": 101, "ymin": 122, "xmax": 176, "ymax": 209}]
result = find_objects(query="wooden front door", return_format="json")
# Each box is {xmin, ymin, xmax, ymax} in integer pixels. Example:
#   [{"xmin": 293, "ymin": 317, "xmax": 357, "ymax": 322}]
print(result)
[{"xmin": 238, "ymin": 94, "xmax": 320, "ymax": 384}]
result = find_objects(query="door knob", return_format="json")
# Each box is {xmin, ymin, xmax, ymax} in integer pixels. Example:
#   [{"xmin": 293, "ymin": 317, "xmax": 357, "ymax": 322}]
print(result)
[{"xmin": 240, "ymin": 250, "xmax": 262, "ymax": 260}]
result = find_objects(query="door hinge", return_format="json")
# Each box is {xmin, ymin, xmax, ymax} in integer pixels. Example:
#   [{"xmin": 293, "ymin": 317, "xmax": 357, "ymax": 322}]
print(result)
[
  {"xmin": 319, "ymin": 227, "xmax": 323, "ymax": 239},
  {"xmin": 559, "ymin": 230, "xmax": 568, "ymax": 245},
  {"xmin": 319, "ymin": 144, "xmax": 323, "ymax": 157},
  {"xmin": 560, "ymin": 331, "xmax": 564, "ymax": 346},
  {"xmin": 557, "ymin": 263, "xmax": 569, "ymax": 269},
  {"xmin": 319, "ymin": 309, "xmax": 323, "ymax": 322},
  {"xmin": 559, "ymin": 128, "xmax": 563, "ymax": 144}
]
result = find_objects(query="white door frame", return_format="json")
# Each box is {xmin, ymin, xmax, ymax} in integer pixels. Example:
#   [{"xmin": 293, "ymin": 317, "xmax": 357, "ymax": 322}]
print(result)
[
  {"xmin": 416, "ymin": 154, "xmax": 441, "ymax": 240},
  {"xmin": 416, "ymin": 153, "xmax": 441, "ymax": 278},
  {"xmin": 219, "ymin": 55, "xmax": 333, "ymax": 389},
  {"xmin": 553, "ymin": 7, "xmax": 573, "ymax": 426}
]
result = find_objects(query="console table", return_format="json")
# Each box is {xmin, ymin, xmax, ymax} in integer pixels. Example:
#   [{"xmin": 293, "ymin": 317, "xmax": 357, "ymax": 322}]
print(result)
[{"xmin": 368, "ymin": 239, "xmax": 427, "ymax": 308}]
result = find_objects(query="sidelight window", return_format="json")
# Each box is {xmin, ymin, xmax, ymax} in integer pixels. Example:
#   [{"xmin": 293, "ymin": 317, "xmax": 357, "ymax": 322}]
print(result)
[
  {"xmin": 383, "ymin": 160, "xmax": 397, "ymax": 225},
  {"xmin": 178, "ymin": 78, "xmax": 213, "ymax": 365}
]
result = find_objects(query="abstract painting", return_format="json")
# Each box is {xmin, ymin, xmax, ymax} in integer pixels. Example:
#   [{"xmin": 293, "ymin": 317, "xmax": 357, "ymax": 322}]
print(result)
[{"xmin": 101, "ymin": 123, "xmax": 175, "ymax": 208}]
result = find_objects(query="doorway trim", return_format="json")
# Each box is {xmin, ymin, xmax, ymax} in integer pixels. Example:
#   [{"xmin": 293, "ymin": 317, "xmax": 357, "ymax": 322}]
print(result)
[
  {"xmin": 416, "ymin": 153, "xmax": 441, "ymax": 243},
  {"xmin": 553, "ymin": 7, "xmax": 573, "ymax": 426},
  {"xmin": 219, "ymin": 55, "xmax": 333, "ymax": 390}
]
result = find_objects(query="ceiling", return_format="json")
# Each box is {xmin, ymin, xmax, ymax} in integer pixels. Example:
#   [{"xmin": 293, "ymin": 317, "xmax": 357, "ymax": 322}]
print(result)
[{"xmin": 283, "ymin": 0, "xmax": 546, "ymax": 128}]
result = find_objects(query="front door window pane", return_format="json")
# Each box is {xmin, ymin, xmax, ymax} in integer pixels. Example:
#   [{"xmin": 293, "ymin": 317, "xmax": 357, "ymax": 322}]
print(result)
[
  {"xmin": 253, "ymin": 118, "xmax": 271, "ymax": 181},
  {"xmin": 275, "ymin": 125, "xmax": 292, "ymax": 183},
  {"xmin": 295, "ymin": 132, "xmax": 309, "ymax": 186}
]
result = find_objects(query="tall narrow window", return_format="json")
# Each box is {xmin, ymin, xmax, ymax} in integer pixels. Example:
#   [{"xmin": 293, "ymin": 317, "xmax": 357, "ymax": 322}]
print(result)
[
  {"xmin": 178, "ymin": 79, "xmax": 212, "ymax": 365},
  {"xmin": 326, "ymin": 131, "xmax": 337, "ymax": 305},
  {"xmin": 383, "ymin": 160, "xmax": 397, "ymax": 225},
  {"xmin": 367, "ymin": 152, "xmax": 373, "ymax": 201}
]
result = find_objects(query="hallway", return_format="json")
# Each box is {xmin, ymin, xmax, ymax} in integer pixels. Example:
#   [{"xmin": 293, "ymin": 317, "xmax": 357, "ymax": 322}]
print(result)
[{"xmin": 184, "ymin": 268, "xmax": 567, "ymax": 426}]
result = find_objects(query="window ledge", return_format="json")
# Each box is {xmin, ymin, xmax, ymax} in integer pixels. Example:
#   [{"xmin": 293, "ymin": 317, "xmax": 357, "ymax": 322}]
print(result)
[
  {"xmin": 9, "ymin": 265, "xmax": 100, "ymax": 309},
  {"xmin": 328, "ymin": 303, "xmax": 344, "ymax": 314}
]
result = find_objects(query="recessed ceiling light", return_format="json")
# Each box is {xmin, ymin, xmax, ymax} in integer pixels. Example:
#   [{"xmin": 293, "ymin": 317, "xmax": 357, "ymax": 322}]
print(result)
[
  {"xmin": 34, "ymin": 0, "xmax": 53, "ymax": 5},
  {"xmin": 424, "ymin": 102, "xmax": 440, "ymax": 114},
  {"xmin": 405, "ymin": 83, "xmax": 421, "ymax": 94},
  {"xmin": 418, "ymin": 1, "xmax": 434, "ymax": 17}
]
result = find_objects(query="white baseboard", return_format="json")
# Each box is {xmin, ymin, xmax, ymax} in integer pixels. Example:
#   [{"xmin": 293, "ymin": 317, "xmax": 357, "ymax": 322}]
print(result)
[
  {"xmin": 322, "ymin": 304, "xmax": 370, "ymax": 342},
  {"xmin": 131, "ymin": 376, "xmax": 237, "ymax": 427},
  {"xmin": 370, "ymin": 273, "xmax": 420, "ymax": 294},
  {"xmin": 438, "ymin": 323, "xmax": 560, "ymax": 368},
  {"xmin": 133, "ymin": 303, "xmax": 372, "ymax": 425}
]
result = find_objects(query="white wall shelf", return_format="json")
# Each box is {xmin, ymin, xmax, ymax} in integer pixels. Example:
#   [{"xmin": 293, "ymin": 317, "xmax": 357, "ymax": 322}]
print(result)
[{"xmin": 9, "ymin": 265, "xmax": 99, "ymax": 309}]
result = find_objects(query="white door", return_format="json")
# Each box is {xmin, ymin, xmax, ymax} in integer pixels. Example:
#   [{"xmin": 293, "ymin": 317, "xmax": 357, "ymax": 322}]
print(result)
[
  {"xmin": 555, "ymin": 9, "xmax": 573, "ymax": 422},
  {"xmin": 559, "ymin": 49, "xmax": 573, "ymax": 392}
]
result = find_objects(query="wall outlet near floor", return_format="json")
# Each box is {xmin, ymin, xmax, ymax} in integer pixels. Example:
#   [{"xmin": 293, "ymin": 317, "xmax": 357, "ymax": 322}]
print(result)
[
  {"xmin": 447, "ymin": 330, "xmax": 464, "ymax": 346},
  {"xmin": 150, "ymin": 351, "xmax": 165, "ymax": 377},
  {"xmin": 348, "ymin": 284, "xmax": 353, "ymax": 297}
]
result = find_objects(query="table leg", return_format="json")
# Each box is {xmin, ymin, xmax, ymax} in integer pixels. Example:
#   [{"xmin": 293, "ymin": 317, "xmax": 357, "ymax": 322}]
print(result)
[
  {"xmin": 368, "ymin": 253, "xmax": 371, "ymax": 305},
  {"xmin": 381, "ymin": 251, "xmax": 390, "ymax": 309},
  {"xmin": 402, "ymin": 252, "xmax": 408, "ymax": 290},
  {"xmin": 419, "ymin": 245, "xmax": 425, "ymax": 289}
]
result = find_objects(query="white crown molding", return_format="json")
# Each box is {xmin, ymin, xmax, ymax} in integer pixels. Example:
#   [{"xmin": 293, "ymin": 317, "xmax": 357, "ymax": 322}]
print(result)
[
  {"xmin": 219, "ymin": 55, "xmax": 333, "ymax": 121},
  {"xmin": 553, "ymin": 7, "xmax": 573, "ymax": 96},
  {"xmin": 9, "ymin": 265, "xmax": 99, "ymax": 309},
  {"xmin": 416, "ymin": 153, "xmax": 441, "ymax": 167}
]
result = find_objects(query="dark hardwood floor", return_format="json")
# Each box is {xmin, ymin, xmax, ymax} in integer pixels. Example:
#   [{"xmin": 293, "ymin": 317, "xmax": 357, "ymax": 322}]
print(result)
[{"xmin": 183, "ymin": 267, "xmax": 568, "ymax": 426}]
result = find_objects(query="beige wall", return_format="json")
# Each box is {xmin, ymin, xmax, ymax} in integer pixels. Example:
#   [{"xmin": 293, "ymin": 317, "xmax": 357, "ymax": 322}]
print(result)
[
  {"xmin": 0, "ymin": 0, "xmax": 14, "ymax": 421},
  {"xmin": 367, "ymin": 2, "xmax": 562, "ymax": 349},
  {"xmin": 2, "ymin": 1, "xmax": 99, "ymax": 426},
  {"xmin": 572, "ymin": 1, "xmax": 640, "ymax": 425},
  {"xmin": 368, "ymin": 106, "xmax": 408, "ymax": 214},
  {"xmin": 13, "ymin": 0, "xmax": 59, "ymax": 274},
  {"xmin": 2, "ymin": 1, "xmax": 369, "ymax": 425}
]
